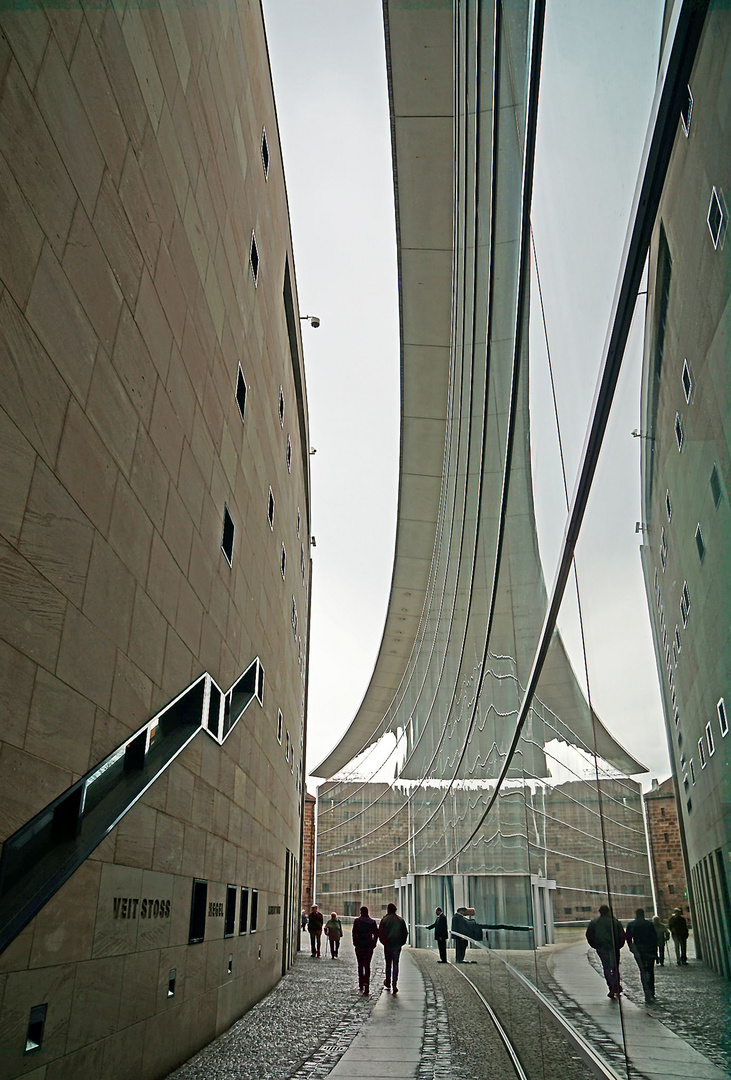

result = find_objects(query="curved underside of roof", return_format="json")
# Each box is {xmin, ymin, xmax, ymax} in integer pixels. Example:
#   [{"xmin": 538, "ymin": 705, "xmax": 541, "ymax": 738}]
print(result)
[{"xmin": 314, "ymin": 0, "xmax": 645, "ymax": 781}]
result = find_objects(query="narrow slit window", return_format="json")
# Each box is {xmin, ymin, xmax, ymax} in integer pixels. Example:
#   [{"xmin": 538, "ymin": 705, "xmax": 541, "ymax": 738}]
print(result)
[
  {"xmin": 268, "ymin": 488, "xmax": 275, "ymax": 530},
  {"xmin": 286, "ymin": 434, "xmax": 292, "ymax": 472},
  {"xmin": 682, "ymin": 581, "xmax": 691, "ymax": 624},
  {"xmin": 285, "ymin": 730, "xmax": 290, "ymax": 762},
  {"xmin": 301, "ymin": 544, "xmax": 305, "ymax": 585},
  {"xmin": 665, "ymin": 490, "xmax": 672, "ymax": 520},
  {"xmin": 718, "ymin": 698, "xmax": 728, "ymax": 737},
  {"xmin": 674, "ymin": 709, "xmax": 680, "ymax": 727},
  {"xmin": 675, "ymin": 412, "xmax": 684, "ymax": 451},
  {"xmin": 682, "ymin": 359, "xmax": 693, "ymax": 403},
  {"xmin": 239, "ymin": 887, "xmax": 249, "ymax": 934},
  {"xmin": 689, "ymin": 759, "xmax": 696, "ymax": 784},
  {"xmin": 279, "ymin": 386, "xmax": 285, "ymax": 428},
  {"xmin": 699, "ymin": 737, "xmax": 706, "ymax": 768},
  {"xmin": 189, "ymin": 879, "xmax": 208, "ymax": 944},
  {"xmin": 24, "ymin": 1005, "xmax": 47, "ymax": 1055},
  {"xmin": 222, "ymin": 504, "xmax": 235, "ymax": 566},
  {"xmin": 168, "ymin": 968, "xmax": 176, "ymax": 997},
  {"xmin": 277, "ymin": 710, "xmax": 283, "ymax": 744},
  {"xmin": 675, "ymin": 625, "xmax": 681, "ymax": 655},
  {"xmin": 261, "ymin": 126, "xmax": 269, "ymax": 178},
  {"xmin": 297, "ymin": 508, "xmax": 301, "ymax": 537},
  {"xmin": 680, "ymin": 84, "xmax": 693, "ymax": 136},
  {"xmin": 291, "ymin": 597, "xmax": 298, "ymax": 636},
  {"xmin": 695, "ymin": 523, "xmax": 705, "ymax": 562},
  {"xmin": 706, "ymin": 721, "xmax": 715, "ymax": 756},
  {"xmin": 236, "ymin": 365, "xmax": 247, "ymax": 424},
  {"xmin": 710, "ymin": 464, "xmax": 722, "ymax": 508},
  {"xmin": 250, "ymin": 231, "xmax": 259, "ymax": 284},
  {"xmin": 224, "ymin": 883, "xmax": 237, "ymax": 938},
  {"xmin": 250, "ymin": 889, "xmax": 258, "ymax": 933},
  {"xmin": 660, "ymin": 527, "xmax": 668, "ymax": 569},
  {"xmin": 281, "ymin": 543, "xmax": 286, "ymax": 580},
  {"xmin": 708, "ymin": 186, "xmax": 724, "ymax": 249}
]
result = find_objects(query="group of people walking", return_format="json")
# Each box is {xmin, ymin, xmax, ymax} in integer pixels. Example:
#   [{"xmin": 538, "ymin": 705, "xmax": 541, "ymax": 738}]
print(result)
[
  {"xmin": 303, "ymin": 903, "xmax": 409, "ymax": 994},
  {"xmin": 586, "ymin": 904, "xmax": 690, "ymax": 1004}
]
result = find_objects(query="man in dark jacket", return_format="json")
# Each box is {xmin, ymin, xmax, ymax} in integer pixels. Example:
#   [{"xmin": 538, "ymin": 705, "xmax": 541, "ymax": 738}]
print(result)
[
  {"xmin": 586, "ymin": 905, "xmax": 625, "ymax": 999},
  {"xmin": 668, "ymin": 908, "xmax": 689, "ymax": 965},
  {"xmin": 352, "ymin": 905, "xmax": 379, "ymax": 994},
  {"xmin": 451, "ymin": 907, "xmax": 482, "ymax": 963},
  {"xmin": 378, "ymin": 903, "xmax": 408, "ymax": 992},
  {"xmin": 626, "ymin": 908, "xmax": 658, "ymax": 1003},
  {"xmin": 426, "ymin": 907, "xmax": 449, "ymax": 963},
  {"xmin": 307, "ymin": 905, "xmax": 323, "ymax": 957}
]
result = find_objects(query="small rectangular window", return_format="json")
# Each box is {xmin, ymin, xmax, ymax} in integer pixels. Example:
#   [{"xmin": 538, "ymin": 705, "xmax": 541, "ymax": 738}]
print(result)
[
  {"xmin": 660, "ymin": 527, "xmax": 668, "ymax": 569},
  {"xmin": 279, "ymin": 386, "xmax": 285, "ymax": 428},
  {"xmin": 674, "ymin": 708, "xmax": 680, "ymax": 727},
  {"xmin": 675, "ymin": 412, "xmax": 684, "ymax": 451},
  {"xmin": 718, "ymin": 698, "xmax": 728, "ymax": 737},
  {"xmin": 680, "ymin": 581, "xmax": 690, "ymax": 627},
  {"xmin": 24, "ymin": 1004, "xmax": 47, "ymax": 1055},
  {"xmin": 286, "ymin": 434, "xmax": 292, "ymax": 472},
  {"xmin": 277, "ymin": 709, "xmax": 283, "ymax": 744},
  {"xmin": 285, "ymin": 730, "xmax": 290, "ymax": 761},
  {"xmin": 665, "ymin": 490, "xmax": 672, "ymax": 520},
  {"xmin": 708, "ymin": 186, "xmax": 724, "ymax": 250},
  {"xmin": 680, "ymin": 84, "xmax": 693, "ymax": 135},
  {"xmin": 695, "ymin": 523, "xmax": 705, "ymax": 562},
  {"xmin": 168, "ymin": 968, "xmax": 176, "ymax": 997},
  {"xmin": 239, "ymin": 887, "xmax": 249, "ymax": 934},
  {"xmin": 706, "ymin": 721, "xmax": 715, "ymax": 756},
  {"xmin": 682, "ymin": 359, "xmax": 693, "ymax": 403},
  {"xmin": 261, "ymin": 127, "xmax": 269, "ymax": 177},
  {"xmin": 291, "ymin": 597, "xmax": 298, "ymax": 636},
  {"xmin": 250, "ymin": 231, "xmax": 259, "ymax": 284},
  {"xmin": 224, "ymin": 884, "xmax": 237, "ymax": 938},
  {"xmin": 189, "ymin": 879, "xmax": 208, "ymax": 944},
  {"xmin": 689, "ymin": 759, "xmax": 696, "ymax": 784},
  {"xmin": 699, "ymin": 737, "xmax": 706, "ymax": 768},
  {"xmin": 236, "ymin": 365, "xmax": 247, "ymax": 424},
  {"xmin": 297, "ymin": 508, "xmax": 301, "ymax": 537},
  {"xmin": 686, "ymin": 798, "xmax": 692, "ymax": 813},
  {"xmin": 710, "ymin": 464, "xmax": 722, "ymax": 508},
  {"xmin": 268, "ymin": 488, "xmax": 275, "ymax": 530},
  {"xmin": 250, "ymin": 889, "xmax": 258, "ymax": 932},
  {"xmin": 675, "ymin": 625, "xmax": 681, "ymax": 654},
  {"xmin": 222, "ymin": 504, "xmax": 235, "ymax": 566},
  {"xmin": 281, "ymin": 543, "xmax": 286, "ymax": 580}
]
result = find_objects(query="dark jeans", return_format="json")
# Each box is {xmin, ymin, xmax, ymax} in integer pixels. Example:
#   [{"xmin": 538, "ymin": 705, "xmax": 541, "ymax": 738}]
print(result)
[
  {"xmin": 454, "ymin": 936, "xmax": 467, "ymax": 963},
  {"xmin": 328, "ymin": 935, "xmax": 340, "ymax": 957},
  {"xmin": 635, "ymin": 951, "xmax": 655, "ymax": 999},
  {"xmin": 355, "ymin": 947, "xmax": 374, "ymax": 990},
  {"xmin": 657, "ymin": 940, "xmax": 666, "ymax": 965},
  {"xmin": 597, "ymin": 950, "xmax": 621, "ymax": 996},
  {"xmin": 384, "ymin": 946, "xmax": 402, "ymax": 988},
  {"xmin": 437, "ymin": 938, "xmax": 447, "ymax": 962},
  {"xmin": 309, "ymin": 930, "xmax": 321, "ymax": 956},
  {"xmin": 672, "ymin": 935, "xmax": 688, "ymax": 964}
]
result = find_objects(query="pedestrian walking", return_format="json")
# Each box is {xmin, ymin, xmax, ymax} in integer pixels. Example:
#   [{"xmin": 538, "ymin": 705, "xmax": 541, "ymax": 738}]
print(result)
[
  {"xmin": 301, "ymin": 909, "xmax": 307, "ymax": 931},
  {"xmin": 626, "ymin": 908, "xmax": 657, "ymax": 1003},
  {"xmin": 426, "ymin": 906, "xmax": 449, "ymax": 963},
  {"xmin": 308, "ymin": 904, "xmax": 323, "ymax": 957},
  {"xmin": 586, "ymin": 904, "xmax": 625, "ymax": 999},
  {"xmin": 451, "ymin": 907, "xmax": 482, "ymax": 963},
  {"xmin": 652, "ymin": 915, "xmax": 669, "ymax": 966},
  {"xmin": 352, "ymin": 905, "xmax": 379, "ymax": 994},
  {"xmin": 668, "ymin": 908, "xmax": 689, "ymax": 965},
  {"xmin": 324, "ymin": 912, "xmax": 343, "ymax": 958},
  {"xmin": 378, "ymin": 902, "xmax": 408, "ymax": 992}
]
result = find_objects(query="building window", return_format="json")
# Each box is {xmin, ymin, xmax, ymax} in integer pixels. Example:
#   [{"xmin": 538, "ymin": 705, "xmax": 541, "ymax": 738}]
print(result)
[
  {"xmin": 683, "ymin": 774, "xmax": 689, "ymax": 791},
  {"xmin": 239, "ymin": 887, "xmax": 249, "ymax": 934},
  {"xmin": 699, "ymin": 737, "xmax": 706, "ymax": 768},
  {"xmin": 279, "ymin": 386, "xmax": 285, "ymax": 428},
  {"xmin": 24, "ymin": 1005, "xmax": 47, "ymax": 1055},
  {"xmin": 236, "ymin": 365, "xmax": 247, "ymax": 424},
  {"xmin": 268, "ymin": 488, "xmax": 275, "ymax": 530},
  {"xmin": 250, "ymin": 231, "xmax": 259, "ymax": 284},
  {"xmin": 710, "ymin": 464, "xmax": 722, "ymax": 508},
  {"xmin": 675, "ymin": 625, "xmax": 681, "ymax": 655},
  {"xmin": 680, "ymin": 84, "xmax": 693, "ymax": 135},
  {"xmin": 285, "ymin": 730, "xmax": 290, "ymax": 762},
  {"xmin": 292, "ymin": 597, "xmax": 298, "ymax": 636},
  {"xmin": 695, "ymin": 524, "xmax": 705, "ymax": 562},
  {"xmin": 261, "ymin": 127, "xmax": 269, "ymax": 178},
  {"xmin": 680, "ymin": 581, "xmax": 690, "ymax": 627},
  {"xmin": 168, "ymin": 969, "xmax": 176, "ymax": 997},
  {"xmin": 297, "ymin": 508, "xmax": 301, "ymax": 537},
  {"xmin": 668, "ymin": 883, "xmax": 675, "ymax": 893},
  {"xmin": 224, "ymin": 884, "xmax": 237, "ymax": 938},
  {"xmin": 277, "ymin": 709, "xmax": 283, "ymax": 744},
  {"xmin": 706, "ymin": 721, "xmax": 715, "ymax": 756},
  {"xmin": 674, "ymin": 708, "xmax": 680, "ymax": 727},
  {"xmin": 666, "ymin": 860, "xmax": 673, "ymax": 869},
  {"xmin": 281, "ymin": 543, "xmax": 286, "ymax": 580},
  {"xmin": 681, "ymin": 359, "xmax": 693, "ymax": 403},
  {"xmin": 250, "ymin": 889, "xmax": 258, "ymax": 932},
  {"xmin": 674, "ymin": 412, "xmax": 684, "ymax": 451},
  {"xmin": 660, "ymin": 527, "xmax": 668, "ymax": 569},
  {"xmin": 665, "ymin": 490, "xmax": 672, "ymax": 520},
  {"xmin": 708, "ymin": 186, "xmax": 724, "ymax": 250},
  {"xmin": 222, "ymin": 504, "xmax": 235, "ymax": 566},
  {"xmin": 718, "ymin": 698, "xmax": 728, "ymax": 737},
  {"xmin": 286, "ymin": 434, "xmax": 292, "ymax": 472},
  {"xmin": 689, "ymin": 759, "xmax": 696, "ymax": 784},
  {"xmin": 189, "ymin": 879, "xmax": 208, "ymax": 944},
  {"xmin": 687, "ymin": 798, "xmax": 692, "ymax": 813}
]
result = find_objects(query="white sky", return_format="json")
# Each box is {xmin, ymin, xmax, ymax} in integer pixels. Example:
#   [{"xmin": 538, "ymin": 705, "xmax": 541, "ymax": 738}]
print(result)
[{"xmin": 261, "ymin": 0, "xmax": 673, "ymax": 791}]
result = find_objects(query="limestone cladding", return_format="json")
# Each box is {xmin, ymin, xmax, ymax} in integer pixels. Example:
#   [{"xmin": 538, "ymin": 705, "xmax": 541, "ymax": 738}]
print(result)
[
  {"xmin": 644, "ymin": 778, "xmax": 690, "ymax": 922},
  {"xmin": 301, "ymin": 792, "xmax": 316, "ymax": 913},
  {"xmin": 0, "ymin": 3, "xmax": 310, "ymax": 1078}
]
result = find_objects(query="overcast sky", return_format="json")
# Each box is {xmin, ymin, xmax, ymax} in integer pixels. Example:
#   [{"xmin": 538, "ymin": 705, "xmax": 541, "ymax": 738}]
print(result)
[{"xmin": 261, "ymin": 0, "xmax": 672, "ymax": 789}]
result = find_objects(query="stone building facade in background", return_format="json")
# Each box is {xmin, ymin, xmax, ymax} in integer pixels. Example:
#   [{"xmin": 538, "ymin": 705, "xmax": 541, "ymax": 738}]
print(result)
[
  {"xmin": 301, "ymin": 791, "xmax": 316, "ymax": 914},
  {"xmin": 0, "ymin": 3, "xmax": 310, "ymax": 1077},
  {"xmin": 644, "ymin": 777, "xmax": 690, "ymax": 921}
]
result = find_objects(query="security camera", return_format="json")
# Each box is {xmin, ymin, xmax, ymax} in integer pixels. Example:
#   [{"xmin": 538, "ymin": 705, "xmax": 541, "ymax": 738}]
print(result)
[{"xmin": 310, "ymin": 316, "xmax": 320, "ymax": 329}]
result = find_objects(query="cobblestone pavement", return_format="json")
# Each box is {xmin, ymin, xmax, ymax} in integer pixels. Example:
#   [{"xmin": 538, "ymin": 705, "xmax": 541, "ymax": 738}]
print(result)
[
  {"xmin": 167, "ymin": 943, "xmax": 387, "ymax": 1080},
  {"xmin": 586, "ymin": 947, "xmax": 731, "ymax": 1073}
]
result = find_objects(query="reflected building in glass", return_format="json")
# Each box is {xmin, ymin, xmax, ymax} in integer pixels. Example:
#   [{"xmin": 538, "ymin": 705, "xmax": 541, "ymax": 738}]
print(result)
[{"xmin": 639, "ymin": 2, "xmax": 731, "ymax": 979}]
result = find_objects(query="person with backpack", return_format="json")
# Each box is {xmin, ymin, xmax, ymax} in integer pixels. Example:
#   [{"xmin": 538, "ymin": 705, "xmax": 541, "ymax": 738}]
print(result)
[
  {"xmin": 378, "ymin": 902, "xmax": 408, "ymax": 992},
  {"xmin": 352, "ymin": 905, "xmax": 379, "ymax": 994}
]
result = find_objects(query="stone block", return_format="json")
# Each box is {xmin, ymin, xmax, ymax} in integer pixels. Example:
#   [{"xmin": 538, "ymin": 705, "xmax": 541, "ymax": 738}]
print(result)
[
  {"xmin": 163, "ymin": 484, "xmax": 193, "ymax": 575},
  {"xmin": 119, "ymin": 140, "xmax": 162, "ymax": 275},
  {"xmin": 117, "ymin": 949, "xmax": 158, "ymax": 1029},
  {"xmin": 0, "ymin": 405, "xmax": 35, "ymax": 548},
  {"xmin": 0, "ymin": 963, "xmax": 75, "ymax": 1076},
  {"xmin": 44, "ymin": 6, "xmax": 83, "ymax": 66},
  {"xmin": 84, "ymin": 532, "xmax": 136, "ymax": 652},
  {"xmin": 98, "ymin": 8, "xmax": 147, "ymax": 152},
  {"xmin": 153, "ymin": 237, "xmax": 187, "ymax": 348},
  {"xmin": 180, "ymin": 823, "xmax": 206, "ymax": 879},
  {"xmin": 84, "ymin": 347, "xmax": 140, "ymax": 478},
  {"xmin": 114, "ymin": 801, "xmax": 156, "ymax": 870},
  {"xmin": 152, "ymin": 813, "xmax": 184, "ymax": 875},
  {"xmin": 134, "ymin": 268, "xmax": 173, "ymax": 381},
  {"xmin": 100, "ymin": 1019, "xmax": 145, "ymax": 1080},
  {"xmin": 146, "ymin": 532, "xmax": 181, "ymax": 627},
  {"xmin": 120, "ymin": 5, "xmax": 164, "ymax": 133},
  {"xmin": 62, "ymin": 201, "xmax": 123, "ymax": 356},
  {"xmin": 55, "ymin": 603, "xmax": 116, "ymax": 712},
  {"xmin": 109, "ymin": 476, "xmax": 152, "ymax": 584},
  {"xmin": 164, "ymin": 761, "xmax": 194, "ymax": 822},
  {"xmin": 130, "ymin": 426, "xmax": 169, "ymax": 532},
  {"xmin": 92, "ymin": 169, "xmax": 145, "ymax": 308},
  {"xmin": 139, "ymin": 116, "xmax": 176, "ymax": 246},
  {"xmin": 0, "ymin": 534, "xmax": 66, "ymax": 670},
  {"xmin": 29, "ymin": 860, "xmax": 101, "ymax": 969},
  {"xmin": 111, "ymin": 303, "xmax": 157, "ymax": 427},
  {"xmin": 70, "ymin": 20, "xmax": 129, "ymax": 185},
  {"xmin": 0, "ymin": 637, "xmax": 36, "ymax": 751},
  {"xmin": 175, "ymin": 575, "xmax": 203, "ymax": 657},
  {"xmin": 0, "ymin": 9, "xmax": 49, "ymax": 87},
  {"xmin": 25, "ymin": 241, "xmax": 98, "ymax": 406},
  {"xmin": 65, "ymin": 955, "xmax": 124, "ymax": 1053},
  {"xmin": 46, "ymin": 1040, "xmax": 105, "ymax": 1080},
  {"xmin": 110, "ymin": 651, "xmax": 153, "ymax": 732},
  {"xmin": 136, "ymin": 868, "xmax": 174, "ymax": 952},
  {"xmin": 0, "ymin": 144, "xmax": 43, "ymax": 310},
  {"xmin": 156, "ymin": 100, "xmax": 189, "ymax": 218},
  {"xmin": 25, "ymin": 666, "xmax": 96, "ymax": 775},
  {"xmin": 0, "ymin": 743, "xmax": 72, "ymax": 844},
  {"xmin": 128, "ymin": 584, "xmax": 166, "ymax": 688},
  {"xmin": 161, "ymin": 626, "xmax": 193, "ymax": 701}
]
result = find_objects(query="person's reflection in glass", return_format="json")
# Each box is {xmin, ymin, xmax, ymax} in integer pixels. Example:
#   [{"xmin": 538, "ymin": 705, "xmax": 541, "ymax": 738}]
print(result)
[{"xmin": 586, "ymin": 904, "xmax": 626, "ymax": 999}]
